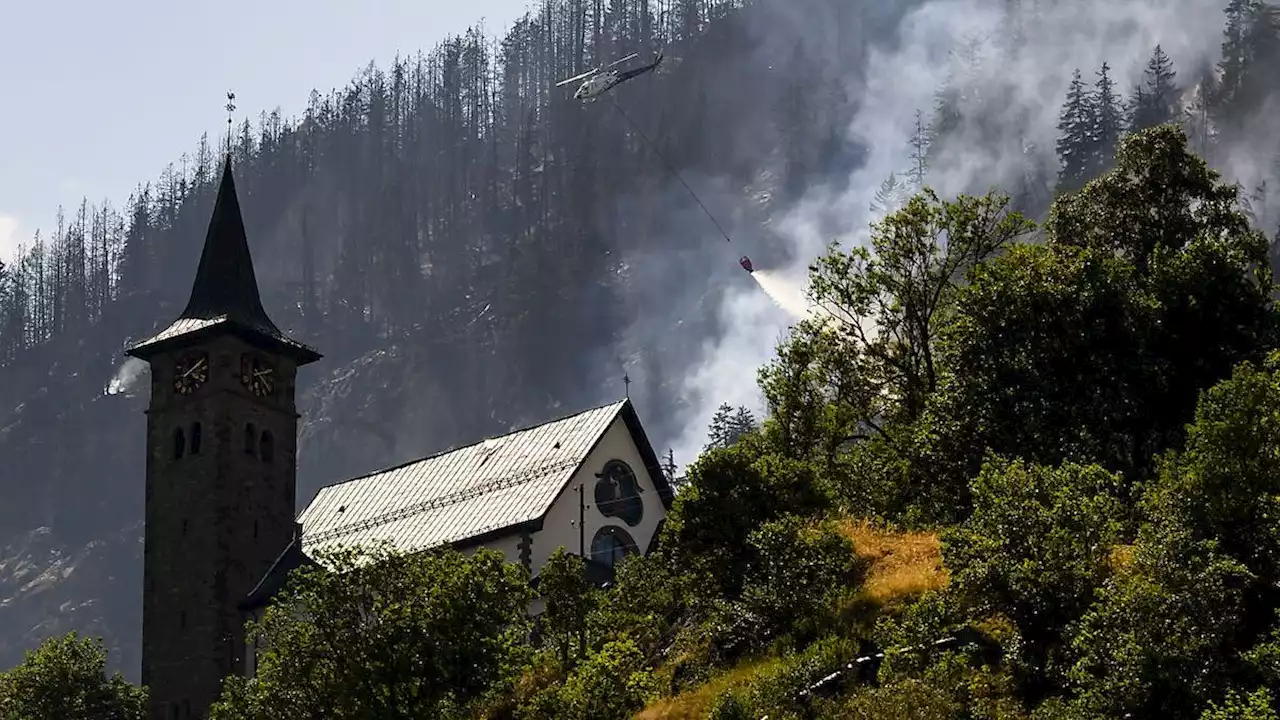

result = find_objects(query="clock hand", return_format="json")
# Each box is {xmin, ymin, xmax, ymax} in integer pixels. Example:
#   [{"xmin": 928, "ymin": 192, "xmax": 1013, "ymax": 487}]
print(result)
[{"xmin": 182, "ymin": 359, "xmax": 207, "ymax": 379}]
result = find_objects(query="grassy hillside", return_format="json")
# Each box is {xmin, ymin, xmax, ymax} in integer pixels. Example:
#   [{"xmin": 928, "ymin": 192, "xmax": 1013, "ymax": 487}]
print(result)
[{"xmin": 636, "ymin": 521, "xmax": 946, "ymax": 720}]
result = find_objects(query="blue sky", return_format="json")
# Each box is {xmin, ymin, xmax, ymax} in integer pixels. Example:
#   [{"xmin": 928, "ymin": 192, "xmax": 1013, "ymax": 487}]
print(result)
[{"xmin": 0, "ymin": 0, "xmax": 537, "ymax": 263}]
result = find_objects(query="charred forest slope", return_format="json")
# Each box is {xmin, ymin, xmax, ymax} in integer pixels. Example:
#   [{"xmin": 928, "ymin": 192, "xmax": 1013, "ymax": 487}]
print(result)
[{"xmin": 0, "ymin": 0, "xmax": 911, "ymax": 676}]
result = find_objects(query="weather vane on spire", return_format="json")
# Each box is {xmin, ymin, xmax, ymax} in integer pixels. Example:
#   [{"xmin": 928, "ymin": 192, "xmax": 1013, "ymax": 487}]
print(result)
[
  {"xmin": 225, "ymin": 91, "xmax": 237, "ymax": 156},
  {"xmin": 623, "ymin": 371, "xmax": 631, "ymax": 399}
]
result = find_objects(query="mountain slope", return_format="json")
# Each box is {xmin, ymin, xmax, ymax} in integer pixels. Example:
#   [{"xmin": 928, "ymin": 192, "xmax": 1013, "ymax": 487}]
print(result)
[{"xmin": 0, "ymin": 0, "xmax": 898, "ymax": 677}]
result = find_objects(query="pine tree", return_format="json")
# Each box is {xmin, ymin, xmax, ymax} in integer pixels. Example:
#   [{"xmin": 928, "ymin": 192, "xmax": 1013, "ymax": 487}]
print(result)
[
  {"xmin": 926, "ymin": 35, "xmax": 984, "ymax": 166},
  {"xmin": 870, "ymin": 172, "xmax": 912, "ymax": 216},
  {"xmin": 1182, "ymin": 64, "xmax": 1218, "ymax": 156},
  {"xmin": 705, "ymin": 403, "xmax": 735, "ymax": 450},
  {"xmin": 906, "ymin": 109, "xmax": 930, "ymax": 188},
  {"xmin": 1088, "ymin": 61, "xmax": 1123, "ymax": 178},
  {"xmin": 705, "ymin": 403, "xmax": 757, "ymax": 450},
  {"xmin": 729, "ymin": 406, "xmax": 758, "ymax": 439},
  {"xmin": 1241, "ymin": 180, "xmax": 1269, "ymax": 230},
  {"xmin": 1215, "ymin": 0, "xmax": 1280, "ymax": 127},
  {"xmin": 1217, "ymin": 0, "xmax": 1257, "ymax": 110},
  {"xmin": 665, "ymin": 448, "xmax": 688, "ymax": 493},
  {"xmin": 0, "ymin": 259, "xmax": 10, "ymax": 364},
  {"xmin": 1056, "ymin": 69, "xmax": 1092, "ymax": 193},
  {"xmin": 1129, "ymin": 45, "xmax": 1179, "ymax": 132}
]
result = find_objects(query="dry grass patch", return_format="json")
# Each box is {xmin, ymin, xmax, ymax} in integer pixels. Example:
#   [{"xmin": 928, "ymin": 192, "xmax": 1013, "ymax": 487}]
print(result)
[
  {"xmin": 635, "ymin": 657, "xmax": 783, "ymax": 720},
  {"xmin": 839, "ymin": 518, "xmax": 947, "ymax": 608},
  {"xmin": 635, "ymin": 519, "xmax": 946, "ymax": 719}
]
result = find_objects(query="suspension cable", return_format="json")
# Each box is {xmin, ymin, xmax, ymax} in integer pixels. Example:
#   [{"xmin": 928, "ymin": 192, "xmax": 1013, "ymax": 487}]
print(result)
[{"xmin": 608, "ymin": 94, "xmax": 734, "ymax": 244}]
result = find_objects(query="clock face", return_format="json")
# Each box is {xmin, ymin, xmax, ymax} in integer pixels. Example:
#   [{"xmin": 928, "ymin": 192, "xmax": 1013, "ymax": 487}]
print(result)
[
  {"xmin": 173, "ymin": 352, "xmax": 209, "ymax": 395},
  {"xmin": 240, "ymin": 354, "xmax": 276, "ymax": 398}
]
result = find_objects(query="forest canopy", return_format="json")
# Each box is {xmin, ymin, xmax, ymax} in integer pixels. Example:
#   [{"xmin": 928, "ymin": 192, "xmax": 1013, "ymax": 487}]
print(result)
[
  {"xmin": 6, "ymin": 0, "xmax": 1280, "ymax": 716},
  {"xmin": 9, "ymin": 122, "xmax": 1280, "ymax": 719}
]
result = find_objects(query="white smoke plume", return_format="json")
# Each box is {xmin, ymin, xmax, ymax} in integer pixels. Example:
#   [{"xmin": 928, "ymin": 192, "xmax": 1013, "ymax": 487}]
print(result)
[
  {"xmin": 667, "ymin": 0, "xmax": 1255, "ymax": 472},
  {"xmin": 105, "ymin": 358, "xmax": 148, "ymax": 396}
]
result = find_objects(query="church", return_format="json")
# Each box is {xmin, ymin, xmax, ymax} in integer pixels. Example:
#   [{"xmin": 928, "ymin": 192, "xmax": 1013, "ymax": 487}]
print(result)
[{"xmin": 124, "ymin": 156, "xmax": 674, "ymax": 720}]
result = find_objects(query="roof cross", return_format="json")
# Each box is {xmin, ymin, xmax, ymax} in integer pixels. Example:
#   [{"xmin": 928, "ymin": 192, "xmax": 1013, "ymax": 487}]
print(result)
[{"xmin": 225, "ymin": 91, "xmax": 236, "ymax": 155}]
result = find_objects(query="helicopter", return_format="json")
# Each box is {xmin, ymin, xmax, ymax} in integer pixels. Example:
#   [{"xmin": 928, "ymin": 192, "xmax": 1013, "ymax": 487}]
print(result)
[
  {"xmin": 554, "ymin": 49, "xmax": 755, "ymax": 280},
  {"xmin": 556, "ymin": 49, "xmax": 664, "ymax": 100}
]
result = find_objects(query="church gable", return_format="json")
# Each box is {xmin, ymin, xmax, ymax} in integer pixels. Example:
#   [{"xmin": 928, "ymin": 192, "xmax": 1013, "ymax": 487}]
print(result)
[
  {"xmin": 298, "ymin": 399, "xmax": 668, "ymax": 561},
  {"xmin": 530, "ymin": 412, "xmax": 671, "ymax": 573}
]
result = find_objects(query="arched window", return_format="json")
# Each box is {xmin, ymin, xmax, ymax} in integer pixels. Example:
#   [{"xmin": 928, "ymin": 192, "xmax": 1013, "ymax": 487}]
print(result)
[
  {"xmin": 593, "ymin": 460, "xmax": 644, "ymax": 526},
  {"xmin": 190, "ymin": 422, "xmax": 202, "ymax": 454},
  {"xmin": 260, "ymin": 430, "xmax": 275, "ymax": 464},
  {"xmin": 590, "ymin": 526, "xmax": 639, "ymax": 568},
  {"xmin": 173, "ymin": 428, "xmax": 185, "ymax": 459},
  {"xmin": 244, "ymin": 423, "xmax": 256, "ymax": 456}
]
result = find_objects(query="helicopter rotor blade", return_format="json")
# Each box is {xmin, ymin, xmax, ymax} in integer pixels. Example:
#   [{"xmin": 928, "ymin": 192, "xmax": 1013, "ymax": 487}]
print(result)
[
  {"xmin": 555, "ymin": 67, "xmax": 600, "ymax": 87},
  {"xmin": 606, "ymin": 52, "xmax": 640, "ymax": 69}
]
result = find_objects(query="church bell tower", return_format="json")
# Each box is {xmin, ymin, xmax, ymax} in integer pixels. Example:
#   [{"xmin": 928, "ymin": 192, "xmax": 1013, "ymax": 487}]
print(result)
[{"xmin": 126, "ymin": 157, "xmax": 321, "ymax": 720}]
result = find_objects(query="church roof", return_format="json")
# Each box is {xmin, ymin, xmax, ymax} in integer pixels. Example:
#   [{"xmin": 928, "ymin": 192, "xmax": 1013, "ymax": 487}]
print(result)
[
  {"xmin": 298, "ymin": 398, "xmax": 673, "ymax": 559},
  {"xmin": 239, "ymin": 531, "xmax": 319, "ymax": 611},
  {"xmin": 126, "ymin": 156, "xmax": 319, "ymax": 364}
]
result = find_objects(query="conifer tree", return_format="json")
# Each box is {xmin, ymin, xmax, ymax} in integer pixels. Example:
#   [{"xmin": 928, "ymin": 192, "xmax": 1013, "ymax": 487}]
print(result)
[
  {"xmin": 1129, "ymin": 45, "xmax": 1179, "ymax": 132},
  {"xmin": 906, "ymin": 109, "xmax": 930, "ymax": 189},
  {"xmin": 1215, "ymin": 0, "xmax": 1280, "ymax": 127},
  {"xmin": 1182, "ymin": 64, "xmax": 1218, "ymax": 156},
  {"xmin": 1088, "ymin": 61, "xmax": 1123, "ymax": 178},
  {"xmin": 871, "ymin": 172, "xmax": 912, "ymax": 216},
  {"xmin": 1056, "ymin": 69, "xmax": 1092, "ymax": 193},
  {"xmin": 0, "ymin": 260, "xmax": 10, "ymax": 364},
  {"xmin": 730, "ymin": 406, "xmax": 758, "ymax": 439},
  {"xmin": 705, "ymin": 403, "xmax": 757, "ymax": 450},
  {"xmin": 1217, "ymin": 0, "xmax": 1257, "ymax": 110},
  {"xmin": 706, "ymin": 403, "xmax": 736, "ymax": 450}
]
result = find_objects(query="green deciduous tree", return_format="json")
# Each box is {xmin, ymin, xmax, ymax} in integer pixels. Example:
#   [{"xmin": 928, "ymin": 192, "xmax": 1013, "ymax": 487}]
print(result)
[
  {"xmin": 0, "ymin": 633, "xmax": 145, "ymax": 720},
  {"xmin": 740, "ymin": 517, "xmax": 865, "ymax": 638},
  {"xmin": 1143, "ymin": 354, "xmax": 1280, "ymax": 632},
  {"xmin": 943, "ymin": 456, "xmax": 1123, "ymax": 702},
  {"xmin": 210, "ymin": 544, "xmax": 533, "ymax": 720},
  {"xmin": 1057, "ymin": 355, "xmax": 1280, "ymax": 717},
  {"xmin": 756, "ymin": 190, "xmax": 1031, "ymax": 522},
  {"xmin": 1062, "ymin": 521, "xmax": 1253, "ymax": 718},
  {"xmin": 660, "ymin": 439, "xmax": 827, "ymax": 601},
  {"xmin": 1200, "ymin": 688, "xmax": 1278, "ymax": 720},
  {"xmin": 762, "ymin": 190, "xmax": 1031, "ymax": 456},
  {"xmin": 552, "ymin": 638, "xmax": 656, "ymax": 720},
  {"xmin": 538, "ymin": 547, "xmax": 594, "ymax": 667},
  {"xmin": 943, "ymin": 125, "xmax": 1276, "ymax": 490}
]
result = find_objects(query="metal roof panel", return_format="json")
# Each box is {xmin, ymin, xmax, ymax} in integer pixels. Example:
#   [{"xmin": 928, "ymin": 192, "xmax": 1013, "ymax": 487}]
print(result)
[{"xmin": 300, "ymin": 400, "xmax": 626, "ymax": 557}]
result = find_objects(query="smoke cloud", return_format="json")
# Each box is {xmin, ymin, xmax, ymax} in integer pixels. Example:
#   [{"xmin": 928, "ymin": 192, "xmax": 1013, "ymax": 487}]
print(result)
[
  {"xmin": 663, "ymin": 0, "xmax": 1264, "ymax": 473},
  {"xmin": 105, "ymin": 358, "xmax": 148, "ymax": 397}
]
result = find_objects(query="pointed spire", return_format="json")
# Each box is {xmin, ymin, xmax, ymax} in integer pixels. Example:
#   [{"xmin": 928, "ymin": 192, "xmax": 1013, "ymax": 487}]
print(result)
[
  {"xmin": 179, "ymin": 155, "xmax": 277, "ymax": 332},
  {"xmin": 125, "ymin": 155, "xmax": 320, "ymax": 365}
]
